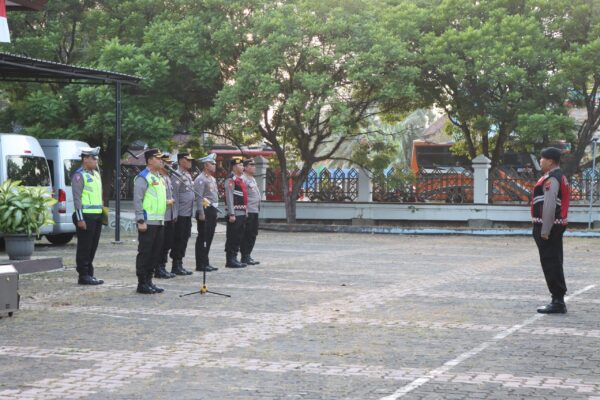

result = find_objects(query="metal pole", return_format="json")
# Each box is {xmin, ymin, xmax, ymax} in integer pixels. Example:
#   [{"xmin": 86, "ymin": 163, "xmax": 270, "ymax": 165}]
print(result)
[
  {"xmin": 588, "ymin": 139, "xmax": 597, "ymax": 230},
  {"xmin": 115, "ymin": 81, "xmax": 122, "ymax": 242}
]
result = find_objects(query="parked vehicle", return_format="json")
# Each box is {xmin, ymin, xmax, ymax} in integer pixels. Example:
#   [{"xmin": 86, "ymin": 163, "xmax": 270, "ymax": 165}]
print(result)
[
  {"xmin": 39, "ymin": 139, "xmax": 91, "ymax": 245},
  {"xmin": 0, "ymin": 133, "xmax": 53, "ymax": 240}
]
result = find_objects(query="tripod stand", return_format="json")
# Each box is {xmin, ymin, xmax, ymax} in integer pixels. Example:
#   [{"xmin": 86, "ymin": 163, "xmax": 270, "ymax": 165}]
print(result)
[
  {"xmin": 166, "ymin": 164, "xmax": 230, "ymax": 298},
  {"xmin": 179, "ymin": 267, "xmax": 231, "ymax": 298}
]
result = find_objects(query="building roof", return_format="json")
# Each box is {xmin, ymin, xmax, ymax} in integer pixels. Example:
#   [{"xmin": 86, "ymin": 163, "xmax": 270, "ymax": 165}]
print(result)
[
  {"xmin": 0, "ymin": 52, "xmax": 142, "ymax": 85},
  {"xmin": 7, "ymin": 0, "xmax": 47, "ymax": 11}
]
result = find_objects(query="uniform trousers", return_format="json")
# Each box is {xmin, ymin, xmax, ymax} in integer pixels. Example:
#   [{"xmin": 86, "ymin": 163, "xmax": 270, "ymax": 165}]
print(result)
[
  {"xmin": 195, "ymin": 207, "xmax": 218, "ymax": 267},
  {"xmin": 225, "ymin": 214, "xmax": 246, "ymax": 256},
  {"xmin": 533, "ymin": 224, "xmax": 567, "ymax": 299},
  {"xmin": 136, "ymin": 224, "xmax": 164, "ymax": 277},
  {"xmin": 159, "ymin": 220, "xmax": 175, "ymax": 265},
  {"xmin": 241, "ymin": 212, "xmax": 259, "ymax": 257},
  {"xmin": 73, "ymin": 213, "xmax": 103, "ymax": 277},
  {"xmin": 171, "ymin": 216, "xmax": 191, "ymax": 261}
]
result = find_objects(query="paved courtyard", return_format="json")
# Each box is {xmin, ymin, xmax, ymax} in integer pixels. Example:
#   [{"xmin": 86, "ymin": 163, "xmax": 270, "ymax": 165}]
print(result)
[{"xmin": 1, "ymin": 229, "xmax": 600, "ymax": 399}]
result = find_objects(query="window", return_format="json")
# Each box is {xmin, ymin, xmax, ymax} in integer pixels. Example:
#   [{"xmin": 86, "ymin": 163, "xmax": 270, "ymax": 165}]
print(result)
[
  {"xmin": 64, "ymin": 159, "xmax": 82, "ymax": 186},
  {"xmin": 6, "ymin": 156, "xmax": 51, "ymax": 186}
]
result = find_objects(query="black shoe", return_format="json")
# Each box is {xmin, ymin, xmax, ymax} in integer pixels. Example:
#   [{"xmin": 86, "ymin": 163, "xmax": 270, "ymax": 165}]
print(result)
[
  {"xmin": 537, "ymin": 300, "xmax": 567, "ymax": 314},
  {"xmin": 91, "ymin": 277, "xmax": 104, "ymax": 285},
  {"xmin": 136, "ymin": 283, "xmax": 156, "ymax": 294},
  {"xmin": 196, "ymin": 265, "xmax": 219, "ymax": 272},
  {"xmin": 78, "ymin": 275, "xmax": 103, "ymax": 285}
]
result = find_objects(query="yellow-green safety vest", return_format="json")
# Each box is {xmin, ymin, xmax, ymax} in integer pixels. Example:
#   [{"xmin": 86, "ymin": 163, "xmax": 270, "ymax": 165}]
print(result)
[
  {"xmin": 81, "ymin": 170, "xmax": 103, "ymax": 214},
  {"xmin": 142, "ymin": 171, "xmax": 167, "ymax": 221}
]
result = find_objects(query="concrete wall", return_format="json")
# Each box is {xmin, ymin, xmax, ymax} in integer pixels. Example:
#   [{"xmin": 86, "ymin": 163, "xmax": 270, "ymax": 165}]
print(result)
[{"xmin": 259, "ymin": 201, "xmax": 600, "ymax": 227}]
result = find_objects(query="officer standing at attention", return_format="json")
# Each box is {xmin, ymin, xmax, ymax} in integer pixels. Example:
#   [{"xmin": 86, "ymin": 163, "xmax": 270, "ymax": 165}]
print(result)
[
  {"xmin": 532, "ymin": 147, "xmax": 570, "ymax": 314},
  {"xmin": 72, "ymin": 146, "xmax": 104, "ymax": 285},
  {"xmin": 241, "ymin": 158, "xmax": 261, "ymax": 265},
  {"xmin": 170, "ymin": 152, "xmax": 194, "ymax": 276},
  {"xmin": 194, "ymin": 153, "xmax": 219, "ymax": 272},
  {"xmin": 155, "ymin": 153, "xmax": 177, "ymax": 279},
  {"xmin": 134, "ymin": 148, "xmax": 166, "ymax": 294},
  {"xmin": 224, "ymin": 157, "xmax": 248, "ymax": 268}
]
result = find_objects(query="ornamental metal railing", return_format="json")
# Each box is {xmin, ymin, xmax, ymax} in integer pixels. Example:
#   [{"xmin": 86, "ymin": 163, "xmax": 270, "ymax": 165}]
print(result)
[
  {"xmin": 373, "ymin": 167, "xmax": 474, "ymax": 203},
  {"xmin": 265, "ymin": 168, "xmax": 359, "ymax": 202}
]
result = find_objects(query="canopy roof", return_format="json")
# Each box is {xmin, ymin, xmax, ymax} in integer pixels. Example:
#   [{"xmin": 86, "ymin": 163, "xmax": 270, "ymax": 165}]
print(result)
[{"xmin": 0, "ymin": 52, "xmax": 141, "ymax": 85}]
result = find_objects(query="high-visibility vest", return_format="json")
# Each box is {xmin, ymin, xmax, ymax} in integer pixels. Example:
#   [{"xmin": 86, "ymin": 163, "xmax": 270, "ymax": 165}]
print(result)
[
  {"xmin": 79, "ymin": 169, "xmax": 103, "ymax": 214},
  {"xmin": 139, "ymin": 168, "xmax": 166, "ymax": 221}
]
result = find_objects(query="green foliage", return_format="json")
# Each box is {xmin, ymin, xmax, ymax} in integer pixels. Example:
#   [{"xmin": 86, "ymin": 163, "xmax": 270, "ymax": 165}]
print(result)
[{"xmin": 0, "ymin": 180, "xmax": 57, "ymax": 236}]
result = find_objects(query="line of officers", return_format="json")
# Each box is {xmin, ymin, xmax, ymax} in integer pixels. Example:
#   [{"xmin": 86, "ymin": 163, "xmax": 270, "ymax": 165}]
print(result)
[{"xmin": 71, "ymin": 147, "xmax": 262, "ymax": 294}]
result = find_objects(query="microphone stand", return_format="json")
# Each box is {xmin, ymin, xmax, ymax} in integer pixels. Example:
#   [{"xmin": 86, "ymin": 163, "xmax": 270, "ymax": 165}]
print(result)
[{"xmin": 167, "ymin": 164, "xmax": 230, "ymax": 299}]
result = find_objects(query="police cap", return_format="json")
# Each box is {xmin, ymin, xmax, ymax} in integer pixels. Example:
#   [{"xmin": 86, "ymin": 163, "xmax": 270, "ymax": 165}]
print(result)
[
  {"xmin": 80, "ymin": 146, "xmax": 100, "ymax": 159},
  {"xmin": 177, "ymin": 152, "xmax": 194, "ymax": 161},
  {"xmin": 230, "ymin": 157, "xmax": 244, "ymax": 167},
  {"xmin": 198, "ymin": 153, "xmax": 217, "ymax": 164},
  {"xmin": 144, "ymin": 148, "xmax": 164, "ymax": 162}
]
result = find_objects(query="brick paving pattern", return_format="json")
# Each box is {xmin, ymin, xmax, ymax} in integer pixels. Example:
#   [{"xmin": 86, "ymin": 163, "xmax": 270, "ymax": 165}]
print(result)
[{"xmin": 0, "ymin": 231, "xmax": 599, "ymax": 399}]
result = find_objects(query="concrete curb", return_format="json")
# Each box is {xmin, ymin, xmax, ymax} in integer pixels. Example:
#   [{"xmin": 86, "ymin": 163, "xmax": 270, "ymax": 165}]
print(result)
[{"xmin": 261, "ymin": 223, "xmax": 600, "ymax": 237}]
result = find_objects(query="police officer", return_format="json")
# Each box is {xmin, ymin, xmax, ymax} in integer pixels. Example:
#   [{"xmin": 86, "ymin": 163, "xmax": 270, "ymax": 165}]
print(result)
[
  {"xmin": 170, "ymin": 152, "xmax": 194, "ymax": 275},
  {"xmin": 194, "ymin": 153, "xmax": 219, "ymax": 272},
  {"xmin": 134, "ymin": 149, "xmax": 166, "ymax": 294},
  {"xmin": 241, "ymin": 158, "xmax": 261, "ymax": 265},
  {"xmin": 72, "ymin": 146, "xmax": 104, "ymax": 285},
  {"xmin": 155, "ymin": 153, "xmax": 177, "ymax": 279},
  {"xmin": 532, "ymin": 147, "xmax": 570, "ymax": 314},
  {"xmin": 224, "ymin": 157, "xmax": 247, "ymax": 268}
]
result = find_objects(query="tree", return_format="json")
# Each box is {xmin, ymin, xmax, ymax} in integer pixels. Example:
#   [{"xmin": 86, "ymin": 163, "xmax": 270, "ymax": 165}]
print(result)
[
  {"xmin": 383, "ymin": 0, "xmax": 572, "ymax": 169},
  {"xmin": 541, "ymin": 0, "xmax": 600, "ymax": 175},
  {"xmin": 0, "ymin": 0, "xmax": 261, "ymax": 201},
  {"xmin": 212, "ymin": 0, "xmax": 418, "ymax": 222}
]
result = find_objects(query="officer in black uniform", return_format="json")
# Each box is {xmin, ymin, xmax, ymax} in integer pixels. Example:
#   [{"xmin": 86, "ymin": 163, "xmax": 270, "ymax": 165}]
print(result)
[
  {"xmin": 224, "ymin": 157, "xmax": 247, "ymax": 268},
  {"xmin": 532, "ymin": 147, "xmax": 570, "ymax": 314},
  {"xmin": 71, "ymin": 146, "xmax": 104, "ymax": 285}
]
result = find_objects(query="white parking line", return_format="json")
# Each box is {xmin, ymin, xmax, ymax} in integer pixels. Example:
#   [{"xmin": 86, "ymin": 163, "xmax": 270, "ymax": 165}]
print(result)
[{"xmin": 380, "ymin": 284, "xmax": 597, "ymax": 400}]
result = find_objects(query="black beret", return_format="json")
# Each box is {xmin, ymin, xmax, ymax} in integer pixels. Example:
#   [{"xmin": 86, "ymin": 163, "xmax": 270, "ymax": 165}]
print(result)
[
  {"xmin": 541, "ymin": 147, "xmax": 562, "ymax": 163},
  {"xmin": 243, "ymin": 158, "xmax": 255, "ymax": 167}
]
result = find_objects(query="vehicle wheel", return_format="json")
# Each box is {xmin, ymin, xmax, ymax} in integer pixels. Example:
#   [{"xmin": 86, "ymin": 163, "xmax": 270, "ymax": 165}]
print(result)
[{"xmin": 46, "ymin": 233, "xmax": 74, "ymax": 245}]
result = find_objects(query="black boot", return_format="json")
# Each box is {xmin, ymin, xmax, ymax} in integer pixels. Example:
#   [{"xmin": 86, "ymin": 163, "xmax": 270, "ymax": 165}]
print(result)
[
  {"xmin": 179, "ymin": 260, "xmax": 193, "ymax": 275},
  {"xmin": 147, "ymin": 273, "xmax": 164, "ymax": 293},
  {"xmin": 226, "ymin": 254, "xmax": 246, "ymax": 268},
  {"xmin": 78, "ymin": 275, "xmax": 103, "ymax": 285},
  {"xmin": 241, "ymin": 255, "xmax": 259, "ymax": 265},
  {"xmin": 537, "ymin": 297, "xmax": 567, "ymax": 314},
  {"xmin": 136, "ymin": 275, "xmax": 156, "ymax": 294},
  {"xmin": 162, "ymin": 264, "xmax": 176, "ymax": 278},
  {"xmin": 154, "ymin": 263, "xmax": 172, "ymax": 279},
  {"xmin": 172, "ymin": 260, "xmax": 192, "ymax": 276}
]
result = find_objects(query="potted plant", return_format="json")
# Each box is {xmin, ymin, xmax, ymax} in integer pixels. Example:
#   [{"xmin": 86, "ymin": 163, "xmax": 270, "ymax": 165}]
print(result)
[{"xmin": 0, "ymin": 179, "xmax": 56, "ymax": 260}]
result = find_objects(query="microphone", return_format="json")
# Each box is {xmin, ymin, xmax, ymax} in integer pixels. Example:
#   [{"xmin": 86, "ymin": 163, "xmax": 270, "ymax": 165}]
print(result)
[{"xmin": 164, "ymin": 163, "xmax": 183, "ymax": 178}]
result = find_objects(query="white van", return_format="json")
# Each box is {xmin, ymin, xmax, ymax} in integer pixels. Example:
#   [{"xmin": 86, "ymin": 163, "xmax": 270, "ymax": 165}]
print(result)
[
  {"xmin": 0, "ymin": 133, "xmax": 53, "ymax": 238},
  {"xmin": 39, "ymin": 139, "xmax": 91, "ymax": 245}
]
